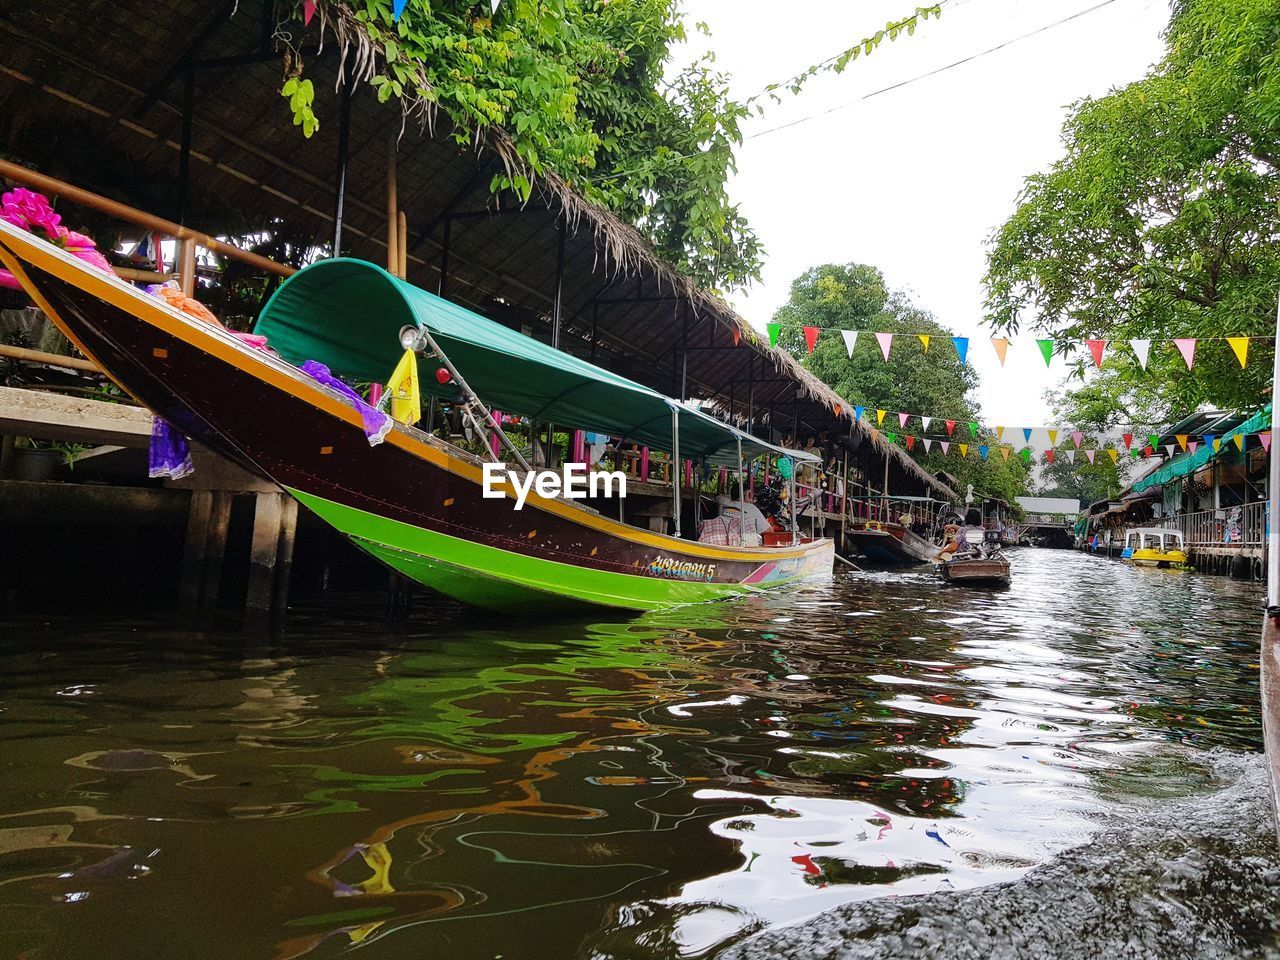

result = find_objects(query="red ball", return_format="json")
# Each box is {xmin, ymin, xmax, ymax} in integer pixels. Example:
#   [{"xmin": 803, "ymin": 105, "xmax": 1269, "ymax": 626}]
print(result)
[{"xmin": 435, "ymin": 367, "xmax": 452, "ymax": 384}]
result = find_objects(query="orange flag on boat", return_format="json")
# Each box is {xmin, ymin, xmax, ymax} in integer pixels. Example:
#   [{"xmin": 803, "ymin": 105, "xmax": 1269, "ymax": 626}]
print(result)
[
  {"xmin": 386, "ymin": 349, "xmax": 421, "ymax": 425},
  {"xmin": 991, "ymin": 338, "xmax": 1010, "ymax": 365},
  {"xmin": 1227, "ymin": 337, "xmax": 1249, "ymax": 368}
]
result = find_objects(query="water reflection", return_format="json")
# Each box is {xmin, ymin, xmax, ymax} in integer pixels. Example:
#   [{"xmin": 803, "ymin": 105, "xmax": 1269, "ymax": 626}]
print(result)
[{"xmin": 0, "ymin": 550, "xmax": 1267, "ymax": 958}]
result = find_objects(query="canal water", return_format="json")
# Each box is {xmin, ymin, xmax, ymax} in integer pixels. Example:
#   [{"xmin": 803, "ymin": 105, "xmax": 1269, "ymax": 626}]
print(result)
[{"xmin": 0, "ymin": 549, "xmax": 1274, "ymax": 959}]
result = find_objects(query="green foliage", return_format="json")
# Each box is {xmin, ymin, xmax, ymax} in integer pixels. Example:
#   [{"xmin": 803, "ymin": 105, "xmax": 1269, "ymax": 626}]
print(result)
[
  {"xmin": 771, "ymin": 263, "xmax": 1030, "ymax": 501},
  {"xmin": 283, "ymin": 0, "xmax": 937, "ymax": 291},
  {"xmin": 985, "ymin": 0, "xmax": 1280, "ymax": 413}
]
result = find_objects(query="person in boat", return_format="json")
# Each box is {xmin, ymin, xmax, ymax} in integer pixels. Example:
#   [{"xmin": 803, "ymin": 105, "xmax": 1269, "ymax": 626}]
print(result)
[
  {"xmin": 714, "ymin": 482, "xmax": 771, "ymax": 546},
  {"xmin": 936, "ymin": 509, "xmax": 985, "ymax": 560}
]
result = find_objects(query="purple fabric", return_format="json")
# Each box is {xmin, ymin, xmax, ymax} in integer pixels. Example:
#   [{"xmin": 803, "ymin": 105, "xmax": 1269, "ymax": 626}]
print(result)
[
  {"xmin": 299, "ymin": 360, "xmax": 392, "ymax": 445},
  {"xmin": 148, "ymin": 416, "xmax": 193, "ymax": 480}
]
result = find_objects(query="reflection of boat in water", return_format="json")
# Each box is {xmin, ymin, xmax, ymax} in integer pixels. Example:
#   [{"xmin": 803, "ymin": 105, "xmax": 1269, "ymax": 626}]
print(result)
[
  {"xmin": 0, "ymin": 221, "xmax": 832, "ymax": 613},
  {"xmin": 1120, "ymin": 528, "xmax": 1189, "ymax": 568},
  {"xmin": 844, "ymin": 519, "xmax": 937, "ymax": 564}
]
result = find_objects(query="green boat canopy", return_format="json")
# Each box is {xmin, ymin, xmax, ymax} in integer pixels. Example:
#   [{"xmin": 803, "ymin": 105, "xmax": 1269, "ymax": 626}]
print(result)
[
  {"xmin": 1132, "ymin": 405, "xmax": 1271, "ymax": 492},
  {"xmin": 256, "ymin": 258, "xmax": 816, "ymax": 468}
]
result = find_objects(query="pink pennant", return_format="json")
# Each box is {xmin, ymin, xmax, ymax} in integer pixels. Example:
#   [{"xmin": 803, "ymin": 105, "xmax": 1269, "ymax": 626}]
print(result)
[
  {"xmin": 898, "ymin": 412, "xmax": 909, "ymax": 429},
  {"xmin": 1071, "ymin": 431, "xmax": 1083, "ymax": 449},
  {"xmin": 303, "ymin": 0, "xmax": 316, "ymax": 23},
  {"xmin": 1085, "ymin": 339, "xmax": 1106, "ymax": 368},
  {"xmin": 940, "ymin": 441, "xmax": 950, "ymax": 455},
  {"xmin": 1173, "ymin": 338, "xmax": 1197, "ymax": 369},
  {"xmin": 875, "ymin": 332, "xmax": 893, "ymax": 361},
  {"xmin": 1261, "ymin": 433, "xmax": 1273, "ymax": 453},
  {"xmin": 1187, "ymin": 440, "xmax": 1200, "ymax": 454},
  {"xmin": 1085, "ymin": 449, "xmax": 1096, "ymax": 464}
]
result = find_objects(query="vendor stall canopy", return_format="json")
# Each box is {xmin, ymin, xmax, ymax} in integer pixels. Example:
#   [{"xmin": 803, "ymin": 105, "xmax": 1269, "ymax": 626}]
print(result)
[
  {"xmin": 257, "ymin": 259, "xmax": 815, "ymax": 467},
  {"xmin": 1133, "ymin": 406, "xmax": 1271, "ymax": 492}
]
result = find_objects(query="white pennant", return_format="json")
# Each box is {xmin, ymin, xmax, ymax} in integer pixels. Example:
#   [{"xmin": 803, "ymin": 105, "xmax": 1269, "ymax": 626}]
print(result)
[
  {"xmin": 841, "ymin": 330, "xmax": 859, "ymax": 358},
  {"xmin": 1164, "ymin": 443, "xmax": 1175, "ymax": 458},
  {"xmin": 923, "ymin": 438, "xmax": 933, "ymax": 452},
  {"xmin": 1085, "ymin": 449, "xmax": 1096, "ymax": 464},
  {"xmin": 921, "ymin": 416, "xmax": 932, "ymax": 433},
  {"xmin": 1130, "ymin": 339, "xmax": 1151, "ymax": 370},
  {"xmin": 1065, "ymin": 449, "xmax": 1076, "ymax": 464},
  {"xmin": 941, "ymin": 441, "xmax": 950, "ymax": 454}
]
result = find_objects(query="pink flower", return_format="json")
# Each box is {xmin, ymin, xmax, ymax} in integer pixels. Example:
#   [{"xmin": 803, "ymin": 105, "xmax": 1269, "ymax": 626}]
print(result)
[{"xmin": 1, "ymin": 188, "xmax": 67, "ymax": 240}]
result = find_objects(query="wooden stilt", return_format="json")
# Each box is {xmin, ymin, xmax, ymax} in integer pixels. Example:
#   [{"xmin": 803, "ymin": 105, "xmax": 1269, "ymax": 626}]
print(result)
[
  {"xmin": 179, "ymin": 490, "xmax": 213, "ymax": 606},
  {"xmin": 199, "ymin": 491, "xmax": 233, "ymax": 608},
  {"xmin": 246, "ymin": 491, "xmax": 283, "ymax": 612},
  {"xmin": 271, "ymin": 496, "xmax": 299, "ymax": 614}
]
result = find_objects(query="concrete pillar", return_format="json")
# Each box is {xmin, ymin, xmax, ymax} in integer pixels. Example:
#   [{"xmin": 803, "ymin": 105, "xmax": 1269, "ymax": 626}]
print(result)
[
  {"xmin": 179, "ymin": 490, "xmax": 213, "ymax": 606},
  {"xmin": 246, "ymin": 492, "xmax": 283, "ymax": 612},
  {"xmin": 271, "ymin": 496, "xmax": 298, "ymax": 614},
  {"xmin": 200, "ymin": 492, "xmax": 233, "ymax": 608}
]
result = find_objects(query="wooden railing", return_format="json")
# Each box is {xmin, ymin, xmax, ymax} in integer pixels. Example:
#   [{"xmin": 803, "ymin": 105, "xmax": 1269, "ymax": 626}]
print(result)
[{"xmin": 1177, "ymin": 502, "xmax": 1266, "ymax": 547}]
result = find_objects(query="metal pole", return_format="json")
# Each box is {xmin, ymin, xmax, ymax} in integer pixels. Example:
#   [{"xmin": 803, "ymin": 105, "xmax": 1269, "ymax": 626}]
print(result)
[
  {"xmin": 1268, "ymin": 288, "xmax": 1280, "ymax": 606},
  {"xmin": 552, "ymin": 221, "xmax": 566, "ymax": 349},
  {"xmin": 680, "ymin": 307, "xmax": 688, "ymax": 402},
  {"xmin": 737, "ymin": 436, "xmax": 745, "ymax": 546},
  {"xmin": 332, "ymin": 69, "xmax": 352, "ymax": 255},
  {"xmin": 589, "ymin": 301, "xmax": 599, "ymax": 364},
  {"xmin": 883, "ymin": 456, "xmax": 890, "ymax": 523},
  {"xmin": 672, "ymin": 406, "xmax": 681, "ymax": 537},
  {"xmin": 841, "ymin": 451, "xmax": 849, "ymax": 545},
  {"xmin": 789, "ymin": 469, "xmax": 797, "ymax": 544},
  {"xmin": 178, "ymin": 66, "xmax": 194, "ymax": 225},
  {"xmin": 438, "ymin": 216, "xmax": 451, "ymax": 296}
]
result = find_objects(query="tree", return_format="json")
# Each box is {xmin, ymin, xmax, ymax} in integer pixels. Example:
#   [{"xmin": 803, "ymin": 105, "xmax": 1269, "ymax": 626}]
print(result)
[
  {"xmin": 985, "ymin": 0, "xmax": 1280, "ymax": 413},
  {"xmin": 772, "ymin": 263, "xmax": 1031, "ymax": 501}
]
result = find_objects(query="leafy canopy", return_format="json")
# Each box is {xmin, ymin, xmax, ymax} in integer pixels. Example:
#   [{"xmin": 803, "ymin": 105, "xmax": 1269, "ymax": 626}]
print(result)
[
  {"xmin": 285, "ymin": 1, "xmax": 939, "ymax": 291},
  {"xmin": 985, "ymin": 0, "xmax": 1280, "ymax": 415},
  {"xmin": 773, "ymin": 263, "xmax": 1030, "ymax": 502}
]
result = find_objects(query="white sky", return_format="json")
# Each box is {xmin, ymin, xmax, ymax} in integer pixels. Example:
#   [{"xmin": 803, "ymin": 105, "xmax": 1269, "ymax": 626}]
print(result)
[{"xmin": 679, "ymin": 0, "xmax": 1171, "ymax": 438}]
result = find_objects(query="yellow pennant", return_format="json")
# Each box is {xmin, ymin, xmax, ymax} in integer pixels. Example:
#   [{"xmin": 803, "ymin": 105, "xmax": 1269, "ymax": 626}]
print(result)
[
  {"xmin": 1176, "ymin": 434, "xmax": 1188, "ymax": 451},
  {"xmin": 1227, "ymin": 336, "xmax": 1249, "ymax": 368},
  {"xmin": 386, "ymin": 349, "xmax": 421, "ymax": 425},
  {"xmin": 958, "ymin": 443, "xmax": 969, "ymax": 457},
  {"xmin": 918, "ymin": 334, "xmax": 932, "ymax": 352},
  {"xmin": 991, "ymin": 338, "xmax": 1010, "ymax": 366},
  {"xmin": 996, "ymin": 426, "xmax": 1005, "ymax": 440},
  {"xmin": 1048, "ymin": 429, "xmax": 1058, "ymax": 446},
  {"xmin": 876, "ymin": 409, "xmax": 887, "ymax": 426},
  {"xmin": 1000, "ymin": 446, "xmax": 1011, "ymax": 461},
  {"xmin": 1213, "ymin": 438, "xmax": 1222, "ymax": 452},
  {"xmin": 1107, "ymin": 448, "xmax": 1119, "ymax": 463},
  {"xmin": 1233, "ymin": 434, "xmax": 1245, "ymax": 451}
]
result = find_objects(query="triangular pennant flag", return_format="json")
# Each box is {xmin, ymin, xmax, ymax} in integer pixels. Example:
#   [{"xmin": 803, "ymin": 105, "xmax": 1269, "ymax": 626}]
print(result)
[
  {"xmin": 1107, "ymin": 448, "xmax": 1119, "ymax": 463},
  {"xmin": 303, "ymin": 0, "xmax": 317, "ymax": 24},
  {"xmin": 854, "ymin": 406, "xmax": 865, "ymax": 421},
  {"xmin": 1233, "ymin": 434, "xmax": 1245, "ymax": 451},
  {"xmin": 393, "ymin": 0, "xmax": 408, "ymax": 19},
  {"xmin": 802, "ymin": 326, "xmax": 820, "ymax": 354},
  {"xmin": 841, "ymin": 330, "xmax": 858, "ymax": 358},
  {"xmin": 991, "ymin": 338, "xmax": 1010, "ymax": 365},
  {"xmin": 1164, "ymin": 444, "xmax": 1175, "ymax": 458},
  {"xmin": 918, "ymin": 334, "xmax": 931, "ymax": 353},
  {"xmin": 968, "ymin": 422, "xmax": 979, "ymax": 439},
  {"xmin": 1048, "ymin": 429, "xmax": 1058, "ymax": 446},
  {"xmin": 923, "ymin": 438, "xmax": 933, "ymax": 453},
  {"xmin": 1130, "ymin": 339, "xmax": 1151, "ymax": 370},
  {"xmin": 1228, "ymin": 337, "xmax": 1249, "ymax": 369},
  {"xmin": 905, "ymin": 436, "xmax": 916, "ymax": 452},
  {"xmin": 1020, "ymin": 448, "xmax": 1031, "ymax": 465},
  {"xmin": 1143, "ymin": 445, "xmax": 1154, "ymax": 458},
  {"xmin": 1036, "ymin": 339, "xmax": 1054, "ymax": 367},
  {"xmin": 952, "ymin": 337, "xmax": 969, "ymax": 365},
  {"xmin": 1213, "ymin": 438, "xmax": 1222, "ymax": 452},
  {"xmin": 875, "ymin": 332, "xmax": 894, "ymax": 361},
  {"xmin": 945, "ymin": 420, "xmax": 957, "ymax": 437},
  {"xmin": 921, "ymin": 416, "xmax": 932, "ymax": 433},
  {"xmin": 732, "ymin": 327, "xmax": 741, "ymax": 347},
  {"xmin": 958, "ymin": 443, "xmax": 969, "ymax": 457},
  {"xmin": 1122, "ymin": 433, "xmax": 1133, "ymax": 450},
  {"xmin": 886, "ymin": 432, "xmax": 897, "ymax": 444},
  {"xmin": 996, "ymin": 426, "xmax": 1006, "ymax": 440},
  {"xmin": 1046, "ymin": 449, "xmax": 1055, "ymax": 464},
  {"xmin": 834, "ymin": 404, "xmax": 842, "ymax": 416},
  {"xmin": 1085, "ymin": 449, "xmax": 1096, "ymax": 464},
  {"xmin": 978, "ymin": 444, "xmax": 989, "ymax": 460},
  {"xmin": 1022, "ymin": 427, "xmax": 1033, "ymax": 445},
  {"xmin": 767, "ymin": 323, "xmax": 781, "ymax": 347},
  {"xmin": 1066, "ymin": 449, "xmax": 1076, "ymax": 464},
  {"xmin": 899, "ymin": 412, "xmax": 910, "ymax": 429},
  {"xmin": 1147, "ymin": 433, "xmax": 1159, "ymax": 449},
  {"xmin": 876, "ymin": 409, "xmax": 887, "ymax": 426},
  {"xmin": 1261, "ymin": 433, "xmax": 1272, "ymax": 453},
  {"xmin": 1131, "ymin": 447, "xmax": 1141, "ymax": 459},
  {"xmin": 1204, "ymin": 433, "xmax": 1215, "ymax": 450},
  {"xmin": 1173, "ymin": 338, "xmax": 1197, "ymax": 369},
  {"xmin": 1001, "ymin": 446, "xmax": 1011, "ymax": 461},
  {"xmin": 1086, "ymin": 339, "xmax": 1106, "ymax": 368},
  {"xmin": 1175, "ymin": 434, "xmax": 1188, "ymax": 451},
  {"xmin": 1071, "ymin": 431, "xmax": 1083, "ymax": 449},
  {"xmin": 941, "ymin": 441, "xmax": 950, "ymax": 454},
  {"xmin": 1188, "ymin": 440, "xmax": 1200, "ymax": 454}
]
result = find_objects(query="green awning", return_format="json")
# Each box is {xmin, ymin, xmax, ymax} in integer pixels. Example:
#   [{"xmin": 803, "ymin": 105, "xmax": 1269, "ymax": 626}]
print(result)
[
  {"xmin": 256, "ymin": 258, "xmax": 813, "ymax": 467},
  {"xmin": 1132, "ymin": 405, "xmax": 1271, "ymax": 492}
]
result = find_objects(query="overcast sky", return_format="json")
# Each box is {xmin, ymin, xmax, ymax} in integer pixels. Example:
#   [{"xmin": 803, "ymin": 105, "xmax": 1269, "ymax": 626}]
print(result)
[{"xmin": 679, "ymin": 0, "xmax": 1171, "ymax": 438}]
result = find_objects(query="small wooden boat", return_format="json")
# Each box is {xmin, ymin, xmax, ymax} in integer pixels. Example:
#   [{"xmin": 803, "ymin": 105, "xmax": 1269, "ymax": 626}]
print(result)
[
  {"xmin": 939, "ymin": 554, "xmax": 1011, "ymax": 586},
  {"xmin": 1120, "ymin": 527, "xmax": 1189, "ymax": 568},
  {"xmin": 844, "ymin": 518, "xmax": 937, "ymax": 564},
  {"xmin": 0, "ymin": 220, "xmax": 833, "ymax": 613}
]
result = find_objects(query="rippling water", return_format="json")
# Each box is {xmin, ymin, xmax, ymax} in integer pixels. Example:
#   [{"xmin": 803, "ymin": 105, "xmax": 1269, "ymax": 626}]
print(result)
[{"xmin": 0, "ymin": 549, "xmax": 1273, "ymax": 959}]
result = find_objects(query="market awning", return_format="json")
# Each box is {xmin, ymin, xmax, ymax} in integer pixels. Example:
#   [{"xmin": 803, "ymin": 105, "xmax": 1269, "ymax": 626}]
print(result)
[
  {"xmin": 1132, "ymin": 405, "xmax": 1271, "ymax": 492},
  {"xmin": 256, "ymin": 258, "xmax": 815, "ymax": 467}
]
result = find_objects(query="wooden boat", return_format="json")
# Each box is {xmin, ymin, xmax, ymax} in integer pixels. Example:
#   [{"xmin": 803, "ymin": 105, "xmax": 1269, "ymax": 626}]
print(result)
[
  {"xmin": 844, "ymin": 518, "xmax": 937, "ymax": 564},
  {"xmin": 0, "ymin": 221, "xmax": 833, "ymax": 613},
  {"xmin": 939, "ymin": 554, "xmax": 1011, "ymax": 586},
  {"xmin": 1120, "ymin": 527, "xmax": 1189, "ymax": 568}
]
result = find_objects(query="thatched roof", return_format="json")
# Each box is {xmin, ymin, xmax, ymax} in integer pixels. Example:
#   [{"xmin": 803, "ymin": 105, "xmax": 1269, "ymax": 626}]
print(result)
[{"xmin": 0, "ymin": 0, "xmax": 953, "ymax": 499}]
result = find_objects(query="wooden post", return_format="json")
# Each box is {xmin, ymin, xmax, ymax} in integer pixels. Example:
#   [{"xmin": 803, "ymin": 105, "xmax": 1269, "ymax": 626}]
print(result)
[
  {"xmin": 271, "ymin": 496, "xmax": 299, "ymax": 614},
  {"xmin": 177, "ymin": 238, "xmax": 197, "ymax": 297},
  {"xmin": 179, "ymin": 490, "xmax": 213, "ymax": 606},
  {"xmin": 246, "ymin": 491, "xmax": 283, "ymax": 612},
  {"xmin": 841, "ymin": 451, "xmax": 849, "ymax": 548},
  {"xmin": 398, "ymin": 211, "xmax": 408, "ymax": 279},
  {"xmin": 199, "ymin": 491, "xmax": 233, "ymax": 608},
  {"xmin": 386, "ymin": 141, "xmax": 399, "ymax": 274}
]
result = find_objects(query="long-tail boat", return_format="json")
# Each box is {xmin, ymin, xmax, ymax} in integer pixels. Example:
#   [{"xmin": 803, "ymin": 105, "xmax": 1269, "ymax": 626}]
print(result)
[{"xmin": 0, "ymin": 220, "xmax": 833, "ymax": 613}]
